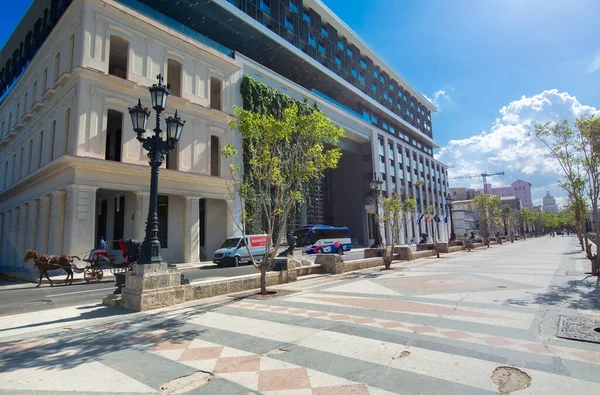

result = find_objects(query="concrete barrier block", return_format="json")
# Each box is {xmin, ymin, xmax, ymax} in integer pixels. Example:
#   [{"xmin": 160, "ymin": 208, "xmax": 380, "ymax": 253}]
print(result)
[
  {"xmin": 211, "ymin": 281, "xmax": 228, "ymax": 296},
  {"xmin": 437, "ymin": 242, "xmax": 449, "ymax": 253}
]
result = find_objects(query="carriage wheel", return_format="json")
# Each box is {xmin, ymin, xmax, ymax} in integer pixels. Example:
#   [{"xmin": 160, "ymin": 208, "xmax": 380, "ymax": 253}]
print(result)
[{"xmin": 84, "ymin": 267, "xmax": 104, "ymax": 283}]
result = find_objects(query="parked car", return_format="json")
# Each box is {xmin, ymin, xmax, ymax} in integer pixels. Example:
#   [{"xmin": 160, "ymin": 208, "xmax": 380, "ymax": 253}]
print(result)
[{"xmin": 212, "ymin": 234, "xmax": 272, "ymax": 266}]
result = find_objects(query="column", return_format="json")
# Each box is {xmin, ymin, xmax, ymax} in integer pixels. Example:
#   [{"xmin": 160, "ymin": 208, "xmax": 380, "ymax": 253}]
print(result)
[
  {"xmin": 36, "ymin": 195, "xmax": 51, "ymax": 252},
  {"xmin": 8, "ymin": 209, "xmax": 17, "ymax": 268},
  {"xmin": 16, "ymin": 204, "xmax": 28, "ymax": 264},
  {"xmin": 133, "ymin": 191, "xmax": 150, "ymax": 242},
  {"xmin": 0, "ymin": 212, "xmax": 4, "ymax": 267},
  {"xmin": 2, "ymin": 210, "xmax": 11, "ymax": 266},
  {"xmin": 26, "ymin": 199, "xmax": 39, "ymax": 256},
  {"xmin": 63, "ymin": 185, "xmax": 97, "ymax": 256},
  {"xmin": 183, "ymin": 196, "xmax": 200, "ymax": 263},
  {"xmin": 48, "ymin": 190, "xmax": 66, "ymax": 255}
]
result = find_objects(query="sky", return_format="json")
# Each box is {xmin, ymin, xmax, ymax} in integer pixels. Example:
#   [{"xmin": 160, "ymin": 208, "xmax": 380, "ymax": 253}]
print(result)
[{"xmin": 2, "ymin": 0, "xmax": 600, "ymax": 207}]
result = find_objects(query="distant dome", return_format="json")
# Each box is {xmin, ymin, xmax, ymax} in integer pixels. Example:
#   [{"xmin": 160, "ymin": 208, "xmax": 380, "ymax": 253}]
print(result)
[{"xmin": 542, "ymin": 191, "xmax": 559, "ymax": 213}]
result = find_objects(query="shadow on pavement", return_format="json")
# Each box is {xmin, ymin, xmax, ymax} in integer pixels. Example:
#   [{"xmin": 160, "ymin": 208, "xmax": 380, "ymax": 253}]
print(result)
[{"xmin": 503, "ymin": 276, "xmax": 600, "ymax": 309}]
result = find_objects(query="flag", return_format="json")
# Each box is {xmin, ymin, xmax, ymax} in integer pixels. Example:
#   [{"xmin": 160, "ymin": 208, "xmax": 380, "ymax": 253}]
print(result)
[
  {"xmin": 417, "ymin": 213, "xmax": 425, "ymax": 225},
  {"xmin": 426, "ymin": 215, "xmax": 431, "ymax": 223},
  {"xmin": 434, "ymin": 215, "xmax": 441, "ymax": 223},
  {"xmin": 444, "ymin": 216, "xmax": 448, "ymax": 223}
]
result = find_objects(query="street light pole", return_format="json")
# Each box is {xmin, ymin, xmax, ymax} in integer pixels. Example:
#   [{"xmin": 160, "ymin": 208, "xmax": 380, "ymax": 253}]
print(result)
[
  {"xmin": 446, "ymin": 194, "xmax": 456, "ymax": 241},
  {"xmin": 128, "ymin": 74, "xmax": 185, "ymax": 264}
]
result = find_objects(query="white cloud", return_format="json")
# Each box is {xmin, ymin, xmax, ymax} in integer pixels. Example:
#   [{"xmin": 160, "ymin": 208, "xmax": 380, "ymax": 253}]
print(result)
[
  {"xmin": 425, "ymin": 86, "xmax": 453, "ymax": 108},
  {"xmin": 589, "ymin": 52, "xmax": 600, "ymax": 73},
  {"xmin": 436, "ymin": 90, "xmax": 599, "ymax": 206}
]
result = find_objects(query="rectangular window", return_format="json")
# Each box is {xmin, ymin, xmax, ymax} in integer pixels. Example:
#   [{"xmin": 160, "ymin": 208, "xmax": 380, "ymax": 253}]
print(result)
[
  {"xmin": 210, "ymin": 135, "xmax": 220, "ymax": 176},
  {"xmin": 308, "ymin": 33, "xmax": 316, "ymax": 47},
  {"xmin": 50, "ymin": 121, "xmax": 56, "ymax": 161},
  {"xmin": 210, "ymin": 77, "xmax": 222, "ymax": 111},
  {"xmin": 335, "ymin": 56, "xmax": 341, "ymax": 65},
  {"xmin": 69, "ymin": 35, "xmax": 75, "ymax": 69},
  {"xmin": 285, "ymin": 16, "xmax": 294, "ymax": 31},
  {"xmin": 351, "ymin": 69, "xmax": 357, "ymax": 77},
  {"xmin": 347, "ymin": 48, "xmax": 353, "ymax": 57},
  {"xmin": 38, "ymin": 131, "xmax": 44, "ymax": 167},
  {"xmin": 371, "ymin": 84, "xmax": 376, "ymax": 91},
  {"xmin": 54, "ymin": 53, "xmax": 60, "ymax": 82},
  {"xmin": 28, "ymin": 139, "xmax": 33, "ymax": 173},
  {"xmin": 108, "ymin": 35, "xmax": 129, "ymax": 79},
  {"xmin": 321, "ymin": 26, "xmax": 328, "ymax": 37},
  {"xmin": 358, "ymin": 73, "xmax": 365, "ymax": 83},
  {"xmin": 389, "ymin": 84, "xmax": 394, "ymax": 91},
  {"xmin": 105, "ymin": 110, "xmax": 123, "ymax": 162},
  {"xmin": 260, "ymin": 0, "xmax": 270, "ymax": 14},
  {"xmin": 64, "ymin": 109, "xmax": 70, "ymax": 155},
  {"xmin": 379, "ymin": 76, "xmax": 384, "ymax": 83},
  {"xmin": 290, "ymin": 2, "xmax": 298, "ymax": 13},
  {"xmin": 337, "ymin": 41, "xmax": 344, "ymax": 50},
  {"xmin": 158, "ymin": 195, "xmax": 168, "ymax": 248},
  {"xmin": 318, "ymin": 44, "xmax": 326, "ymax": 54},
  {"xmin": 303, "ymin": 12, "xmax": 311, "ymax": 23},
  {"xmin": 373, "ymin": 70, "xmax": 378, "ymax": 78},
  {"xmin": 112, "ymin": 196, "xmax": 125, "ymax": 249},
  {"xmin": 360, "ymin": 60, "xmax": 367, "ymax": 69},
  {"xmin": 167, "ymin": 59, "xmax": 182, "ymax": 97}
]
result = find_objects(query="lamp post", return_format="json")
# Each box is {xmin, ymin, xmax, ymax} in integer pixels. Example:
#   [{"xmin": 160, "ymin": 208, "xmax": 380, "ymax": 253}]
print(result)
[
  {"xmin": 369, "ymin": 175, "xmax": 384, "ymax": 248},
  {"xmin": 446, "ymin": 194, "xmax": 456, "ymax": 241},
  {"xmin": 128, "ymin": 74, "xmax": 185, "ymax": 264}
]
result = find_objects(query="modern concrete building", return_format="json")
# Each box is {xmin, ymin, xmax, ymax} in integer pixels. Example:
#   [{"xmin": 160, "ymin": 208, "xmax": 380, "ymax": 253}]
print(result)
[
  {"xmin": 0, "ymin": 0, "xmax": 241, "ymax": 275},
  {"xmin": 450, "ymin": 199, "xmax": 477, "ymax": 240},
  {"xmin": 450, "ymin": 187, "xmax": 479, "ymax": 201},
  {"xmin": 479, "ymin": 179, "xmax": 533, "ymax": 209},
  {"xmin": 0, "ymin": 0, "xmax": 449, "ymax": 276},
  {"xmin": 542, "ymin": 191, "xmax": 559, "ymax": 214}
]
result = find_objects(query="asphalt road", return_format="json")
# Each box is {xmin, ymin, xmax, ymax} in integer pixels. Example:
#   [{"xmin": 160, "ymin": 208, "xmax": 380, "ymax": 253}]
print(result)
[{"xmin": 0, "ymin": 250, "xmax": 366, "ymax": 317}]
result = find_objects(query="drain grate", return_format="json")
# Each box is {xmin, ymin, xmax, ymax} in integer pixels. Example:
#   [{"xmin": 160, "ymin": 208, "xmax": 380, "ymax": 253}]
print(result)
[{"xmin": 557, "ymin": 315, "xmax": 600, "ymax": 344}]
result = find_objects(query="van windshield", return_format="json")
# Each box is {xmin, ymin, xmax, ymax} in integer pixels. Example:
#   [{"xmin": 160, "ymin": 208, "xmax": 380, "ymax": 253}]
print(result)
[{"xmin": 220, "ymin": 238, "xmax": 240, "ymax": 249}]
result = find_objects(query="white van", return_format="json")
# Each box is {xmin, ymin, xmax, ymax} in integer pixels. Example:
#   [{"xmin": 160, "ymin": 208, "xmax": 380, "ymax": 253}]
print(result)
[{"xmin": 212, "ymin": 234, "xmax": 272, "ymax": 267}]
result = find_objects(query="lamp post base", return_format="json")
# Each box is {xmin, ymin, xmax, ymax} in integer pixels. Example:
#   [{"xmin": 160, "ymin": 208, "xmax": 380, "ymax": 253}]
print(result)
[
  {"xmin": 138, "ymin": 240, "xmax": 164, "ymax": 265},
  {"xmin": 121, "ymin": 263, "xmax": 189, "ymax": 311}
]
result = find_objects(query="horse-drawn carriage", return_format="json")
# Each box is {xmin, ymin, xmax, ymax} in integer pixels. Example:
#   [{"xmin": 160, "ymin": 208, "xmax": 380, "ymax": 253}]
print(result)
[{"xmin": 23, "ymin": 239, "xmax": 142, "ymax": 286}]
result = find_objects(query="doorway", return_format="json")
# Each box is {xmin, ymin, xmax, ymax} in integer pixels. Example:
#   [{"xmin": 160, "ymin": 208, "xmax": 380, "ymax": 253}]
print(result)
[{"xmin": 96, "ymin": 199, "xmax": 108, "ymax": 248}]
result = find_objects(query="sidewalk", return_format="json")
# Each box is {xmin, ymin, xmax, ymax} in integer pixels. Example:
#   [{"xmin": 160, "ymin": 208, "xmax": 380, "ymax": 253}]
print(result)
[{"xmin": 1, "ymin": 236, "xmax": 599, "ymax": 394}]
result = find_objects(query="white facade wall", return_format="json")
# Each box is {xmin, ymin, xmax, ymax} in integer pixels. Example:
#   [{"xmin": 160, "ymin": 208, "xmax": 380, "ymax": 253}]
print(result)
[{"xmin": 0, "ymin": 0, "xmax": 242, "ymax": 272}]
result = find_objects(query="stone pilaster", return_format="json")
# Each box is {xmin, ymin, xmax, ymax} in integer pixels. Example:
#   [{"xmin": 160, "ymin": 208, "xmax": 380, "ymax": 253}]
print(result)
[
  {"xmin": 26, "ymin": 199, "xmax": 39, "ymax": 254},
  {"xmin": 183, "ymin": 196, "xmax": 200, "ymax": 264},
  {"xmin": 8, "ymin": 209, "xmax": 17, "ymax": 268},
  {"xmin": 16, "ymin": 204, "xmax": 28, "ymax": 262},
  {"xmin": 48, "ymin": 190, "xmax": 66, "ymax": 255},
  {"xmin": 133, "ymin": 191, "xmax": 149, "ymax": 242},
  {"xmin": 36, "ymin": 195, "xmax": 51, "ymax": 253},
  {"xmin": 63, "ymin": 185, "xmax": 97, "ymax": 256}
]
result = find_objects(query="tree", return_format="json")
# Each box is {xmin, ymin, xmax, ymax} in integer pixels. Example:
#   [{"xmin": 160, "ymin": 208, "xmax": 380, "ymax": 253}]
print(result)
[
  {"xmin": 518, "ymin": 207, "xmax": 530, "ymax": 238},
  {"xmin": 223, "ymin": 105, "xmax": 344, "ymax": 294},
  {"xmin": 380, "ymin": 195, "xmax": 416, "ymax": 269},
  {"xmin": 532, "ymin": 116, "xmax": 600, "ymax": 275},
  {"xmin": 473, "ymin": 194, "xmax": 501, "ymax": 247},
  {"xmin": 501, "ymin": 205, "xmax": 515, "ymax": 242}
]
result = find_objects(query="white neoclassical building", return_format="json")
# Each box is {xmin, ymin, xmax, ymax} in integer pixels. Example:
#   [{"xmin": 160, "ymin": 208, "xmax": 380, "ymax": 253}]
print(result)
[{"xmin": 0, "ymin": 0, "xmax": 241, "ymax": 275}]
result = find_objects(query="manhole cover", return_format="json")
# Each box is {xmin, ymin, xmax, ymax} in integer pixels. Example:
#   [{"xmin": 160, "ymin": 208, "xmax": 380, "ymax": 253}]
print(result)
[{"xmin": 557, "ymin": 315, "xmax": 600, "ymax": 344}]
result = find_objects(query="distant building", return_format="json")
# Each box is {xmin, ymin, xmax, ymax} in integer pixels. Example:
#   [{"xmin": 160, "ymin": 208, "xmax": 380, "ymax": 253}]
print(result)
[
  {"xmin": 532, "ymin": 205, "xmax": 543, "ymax": 212},
  {"xmin": 450, "ymin": 187, "xmax": 480, "ymax": 201},
  {"xmin": 542, "ymin": 192, "xmax": 559, "ymax": 213},
  {"xmin": 500, "ymin": 196, "xmax": 522, "ymax": 213},
  {"xmin": 478, "ymin": 179, "xmax": 533, "ymax": 209},
  {"xmin": 451, "ymin": 199, "xmax": 478, "ymax": 240}
]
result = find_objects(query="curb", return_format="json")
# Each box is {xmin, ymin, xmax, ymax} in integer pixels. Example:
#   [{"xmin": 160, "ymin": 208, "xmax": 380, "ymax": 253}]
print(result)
[{"xmin": 0, "ymin": 271, "xmax": 115, "ymax": 285}]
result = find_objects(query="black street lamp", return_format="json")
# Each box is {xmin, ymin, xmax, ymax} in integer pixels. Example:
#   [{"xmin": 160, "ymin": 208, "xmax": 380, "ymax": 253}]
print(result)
[
  {"xmin": 369, "ymin": 174, "xmax": 384, "ymax": 248},
  {"xmin": 446, "ymin": 194, "xmax": 456, "ymax": 241},
  {"xmin": 128, "ymin": 74, "xmax": 185, "ymax": 264}
]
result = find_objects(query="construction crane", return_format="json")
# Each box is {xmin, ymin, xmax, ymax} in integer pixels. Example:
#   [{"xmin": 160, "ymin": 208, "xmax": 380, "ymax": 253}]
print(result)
[{"xmin": 450, "ymin": 171, "xmax": 505, "ymax": 193}]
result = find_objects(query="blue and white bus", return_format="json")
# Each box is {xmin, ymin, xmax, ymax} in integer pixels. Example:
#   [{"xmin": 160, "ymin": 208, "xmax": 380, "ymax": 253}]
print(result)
[{"xmin": 292, "ymin": 225, "xmax": 352, "ymax": 255}]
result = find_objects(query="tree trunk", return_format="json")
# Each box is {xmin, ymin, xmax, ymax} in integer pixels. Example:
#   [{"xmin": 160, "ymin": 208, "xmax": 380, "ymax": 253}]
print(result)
[{"xmin": 260, "ymin": 263, "xmax": 267, "ymax": 295}]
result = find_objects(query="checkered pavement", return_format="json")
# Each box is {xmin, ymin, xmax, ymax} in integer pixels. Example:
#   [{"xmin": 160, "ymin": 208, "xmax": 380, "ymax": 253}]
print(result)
[{"xmin": 230, "ymin": 301, "xmax": 600, "ymax": 365}]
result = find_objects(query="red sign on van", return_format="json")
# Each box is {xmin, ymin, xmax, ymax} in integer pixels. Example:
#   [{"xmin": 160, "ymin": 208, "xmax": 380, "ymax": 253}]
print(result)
[{"xmin": 249, "ymin": 236, "xmax": 268, "ymax": 247}]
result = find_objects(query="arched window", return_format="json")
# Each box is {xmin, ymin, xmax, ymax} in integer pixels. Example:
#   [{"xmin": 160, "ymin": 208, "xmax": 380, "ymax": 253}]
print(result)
[{"xmin": 108, "ymin": 36, "xmax": 128, "ymax": 79}]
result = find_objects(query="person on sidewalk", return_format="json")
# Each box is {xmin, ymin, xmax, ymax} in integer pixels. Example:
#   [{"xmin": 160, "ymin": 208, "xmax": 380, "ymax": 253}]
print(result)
[{"xmin": 87, "ymin": 236, "xmax": 107, "ymax": 261}]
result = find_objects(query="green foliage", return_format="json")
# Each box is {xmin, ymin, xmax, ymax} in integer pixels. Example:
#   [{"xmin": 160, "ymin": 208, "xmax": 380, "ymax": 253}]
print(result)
[
  {"xmin": 223, "ymin": 104, "xmax": 344, "ymax": 291},
  {"xmin": 473, "ymin": 194, "xmax": 501, "ymax": 239},
  {"xmin": 380, "ymin": 194, "xmax": 416, "ymax": 268},
  {"xmin": 240, "ymin": 75, "xmax": 314, "ymax": 119}
]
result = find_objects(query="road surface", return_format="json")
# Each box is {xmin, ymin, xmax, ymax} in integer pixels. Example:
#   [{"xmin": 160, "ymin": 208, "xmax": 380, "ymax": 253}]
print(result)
[{"xmin": 0, "ymin": 250, "xmax": 365, "ymax": 316}]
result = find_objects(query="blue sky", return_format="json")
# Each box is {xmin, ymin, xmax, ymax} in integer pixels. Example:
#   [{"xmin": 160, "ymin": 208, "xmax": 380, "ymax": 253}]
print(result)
[{"xmin": 2, "ymin": 0, "xmax": 600, "ymax": 206}]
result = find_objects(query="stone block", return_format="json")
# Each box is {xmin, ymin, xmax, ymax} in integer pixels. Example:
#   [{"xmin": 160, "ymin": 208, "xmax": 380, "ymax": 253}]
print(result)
[
  {"xmin": 315, "ymin": 254, "xmax": 344, "ymax": 274},
  {"xmin": 211, "ymin": 281, "xmax": 228, "ymax": 296},
  {"xmin": 266, "ymin": 273, "xmax": 280, "ymax": 286},
  {"xmin": 395, "ymin": 246, "xmax": 412, "ymax": 260},
  {"xmin": 228, "ymin": 279, "xmax": 245, "ymax": 293},
  {"xmin": 102, "ymin": 294, "xmax": 121, "ymax": 307},
  {"xmin": 437, "ymin": 242, "xmax": 449, "ymax": 253},
  {"xmin": 363, "ymin": 248, "xmax": 383, "ymax": 258},
  {"xmin": 184, "ymin": 286, "xmax": 193, "ymax": 302}
]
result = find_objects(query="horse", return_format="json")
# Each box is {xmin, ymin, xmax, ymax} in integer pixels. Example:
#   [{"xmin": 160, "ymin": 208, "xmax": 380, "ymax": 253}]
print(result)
[{"xmin": 23, "ymin": 250, "xmax": 81, "ymax": 287}]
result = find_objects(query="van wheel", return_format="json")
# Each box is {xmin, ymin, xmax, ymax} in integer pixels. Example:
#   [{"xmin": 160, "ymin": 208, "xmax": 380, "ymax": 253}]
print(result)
[
  {"xmin": 317, "ymin": 248, "xmax": 324, "ymax": 254},
  {"xmin": 337, "ymin": 246, "xmax": 344, "ymax": 255},
  {"xmin": 234, "ymin": 256, "xmax": 240, "ymax": 267}
]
